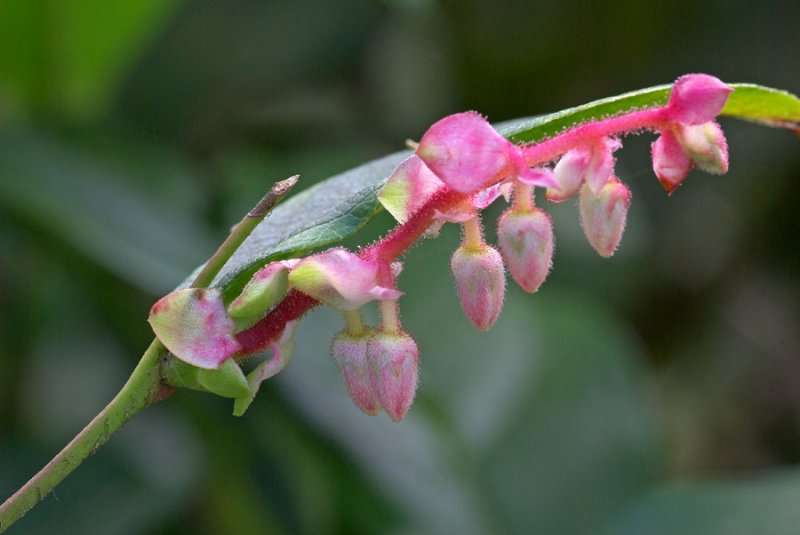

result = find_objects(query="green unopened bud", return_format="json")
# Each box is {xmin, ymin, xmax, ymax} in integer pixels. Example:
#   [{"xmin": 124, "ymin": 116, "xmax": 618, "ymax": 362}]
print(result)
[
  {"xmin": 163, "ymin": 357, "xmax": 249, "ymax": 398},
  {"xmin": 228, "ymin": 260, "xmax": 295, "ymax": 328}
]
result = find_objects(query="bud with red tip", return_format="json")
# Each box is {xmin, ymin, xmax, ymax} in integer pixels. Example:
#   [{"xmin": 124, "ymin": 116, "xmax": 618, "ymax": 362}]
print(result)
[
  {"xmin": 579, "ymin": 178, "xmax": 632, "ymax": 258},
  {"xmin": 497, "ymin": 207, "xmax": 554, "ymax": 293},
  {"xmin": 332, "ymin": 328, "xmax": 382, "ymax": 416},
  {"xmin": 367, "ymin": 331, "xmax": 419, "ymax": 422},
  {"xmin": 651, "ymin": 129, "xmax": 692, "ymax": 193},
  {"xmin": 450, "ymin": 242, "xmax": 506, "ymax": 331}
]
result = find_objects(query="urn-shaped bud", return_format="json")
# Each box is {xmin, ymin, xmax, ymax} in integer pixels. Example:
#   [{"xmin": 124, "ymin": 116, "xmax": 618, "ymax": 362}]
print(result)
[
  {"xmin": 497, "ymin": 207, "xmax": 554, "ymax": 293},
  {"xmin": 331, "ymin": 329, "xmax": 381, "ymax": 415},
  {"xmin": 579, "ymin": 178, "xmax": 632, "ymax": 258},
  {"xmin": 651, "ymin": 129, "xmax": 692, "ymax": 194},
  {"xmin": 666, "ymin": 74, "xmax": 733, "ymax": 125},
  {"xmin": 450, "ymin": 244, "xmax": 507, "ymax": 331},
  {"xmin": 367, "ymin": 331, "xmax": 419, "ymax": 422},
  {"xmin": 676, "ymin": 122, "xmax": 729, "ymax": 175}
]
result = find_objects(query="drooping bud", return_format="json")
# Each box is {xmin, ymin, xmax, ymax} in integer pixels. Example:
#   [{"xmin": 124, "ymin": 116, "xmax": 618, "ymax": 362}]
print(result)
[
  {"xmin": 497, "ymin": 207, "xmax": 554, "ymax": 293},
  {"xmin": 450, "ymin": 243, "xmax": 506, "ymax": 331},
  {"xmin": 288, "ymin": 248, "xmax": 402, "ymax": 311},
  {"xmin": 666, "ymin": 74, "xmax": 733, "ymax": 126},
  {"xmin": 149, "ymin": 288, "xmax": 241, "ymax": 369},
  {"xmin": 546, "ymin": 138, "xmax": 620, "ymax": 201},
  {"xmin": 378, "ymin": 155, "xmax": 443, "ymax": 223},
  {"xmin": 331, "ymin": 328, "xmax": 381, "ymax": 416},
  {"xmin": 367, "ymin": 331, "xmax": 419, "ymax": 422},
  {"xmin": 233, "ymin": 321, "xmax": 298, "ymax": 417},
  {"xmin": 416, "ymin": 111, "xmax": 517, "ymax": 194},
  {"xmin": 579, "ymin": 178, "xmax": 632, "ymax": 258},
  {"xmin": 676, "ymin": 122, "xmax": 729, "ymax": 175},
  {"xmin": 228, "ymin": 260, "xmax": 295, "ymax": 327},
  {"xmin": 651, "ymin": 129, "xmax": 692, "ymax": 194}
]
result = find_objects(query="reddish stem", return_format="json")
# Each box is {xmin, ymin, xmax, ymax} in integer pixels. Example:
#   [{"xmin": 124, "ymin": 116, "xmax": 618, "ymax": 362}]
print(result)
[{"xmin": 237, "ymin": 104, "xmax": 674, "ymax": 356}]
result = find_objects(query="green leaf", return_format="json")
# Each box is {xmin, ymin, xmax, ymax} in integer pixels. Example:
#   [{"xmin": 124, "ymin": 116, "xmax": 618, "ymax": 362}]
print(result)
[
  {"xmin": 607, "ymin": 470, "xmax": 800, "ymax": 535},
  {"xmin": 196, "ymin": 151, "xmax": 409, "ymax": 300},
  {"xmin": 202, "ymin": 82, "xmax": 799, "ymax": 300}
]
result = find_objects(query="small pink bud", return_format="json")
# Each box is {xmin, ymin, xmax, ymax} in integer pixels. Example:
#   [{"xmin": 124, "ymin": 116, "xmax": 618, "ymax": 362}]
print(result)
[
  {"xmin": 651, "ymin": 129, "xmax": 692, "ymax": 194},
  {"xmin": 378, "ymin": 155, "xmax": 443, "ymax": 223},
  {"xmin": 332, "ymin": 329, "xmax": 382, "ymax": 416},
  {"xmin": 676, "ymin": 122, "xmax": 729, "ymax": 175},
  {"xmin": 667, "ymin": 74, "xmax": 733, "ymax": 125},
  {"xmin": 497, "ymin": 207, "xmax": 554, "ymax": 293},
  {"xmin": 579, "ymin": 178, "xmax": 632, "ymax": 258},
  {"xmin": 148, "ymin": 288, "xmax": 241, "ymax": 369},
  {"xmin": 288, "ymin": 248, "xmax": 402, "ymax": 311},
  {"xmin": 367, "ymin": 331, "xmax": 419, "ymax": 422},
  {"xmin": 450, "ymin": 244, "xmax": 506, "ymax": 331},
  {"xmin": 417, "ymin": 111, "xmax": 516, "ymax": 194}
]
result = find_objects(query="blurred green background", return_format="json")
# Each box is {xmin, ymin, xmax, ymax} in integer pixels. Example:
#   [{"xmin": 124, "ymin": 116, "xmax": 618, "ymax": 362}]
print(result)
[{"xmin": 1, "ymin": 1, "xmax": 799, "ymax": 533}]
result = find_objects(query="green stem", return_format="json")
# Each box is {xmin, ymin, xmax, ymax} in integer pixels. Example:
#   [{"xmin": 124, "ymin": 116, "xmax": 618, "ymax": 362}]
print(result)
[
  {"xmin": 191, "ymin": 175, "xmax": 298, "ymax": 288},
  {"xmin": 0, "ymin": 340, "xmax": 166, "ymax": 532},
  {"xmin": 0, "ymin": 177, "xmax": 299, "ymax": 532}
]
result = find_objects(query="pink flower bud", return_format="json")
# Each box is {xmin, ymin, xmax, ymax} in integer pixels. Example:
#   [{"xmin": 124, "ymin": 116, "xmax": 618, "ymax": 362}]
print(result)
[
  {"xmin": 450, "ymin": 244, "xmax": 506, "ymax": 331},
  {"xmin": 579, "ymin": 178, "xmax": 632, "ymax": 258},
  {"xmin": 417, "ymin": 111, "xmax": 516, "ymax": 194},
  {"xmin": 676, "ymin": 122, "xmax": 729, "ymax": 175},
  {"xmin": 149, "ymin": 288, "xmax": 241, "ymax": 369},
  {"xmin": 367, "ymin": 331, "xmax": 419, "ymax": 422},
  {"xmin": 332, "ymin": 329, "xmax": 381, "ymax": 416},
  {"xmin": 378, "ymin": 155, "xmax": 443, "ymax": 223},
  {"xmin": 651, "ymin": 129, "xmax": 692, "ymax": 194},
  {"xmin": 288, "ymin": 248, "xmax": 402, "ymax": 311},
  {"xmin": 497, "ymin": 207, "xmax": 554, "ymax": 293},
  {"xmin": 546, "ymin": 138, "xmax": 619, "ymax": 201},
  {"xmin": 666, "ymin": 74, "xmax": 733, "ymax": 126}
]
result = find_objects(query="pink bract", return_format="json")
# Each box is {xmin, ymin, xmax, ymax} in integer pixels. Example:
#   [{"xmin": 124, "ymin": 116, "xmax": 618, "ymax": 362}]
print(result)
[
  {"xmin": 666, "ymin": 74, "xmax": 733, "ymax": 126},
  {"xmin": 148, "ymin": 288, "xmax": 241, "ymax": 369},
  {"xmin": 288, "ymin": 248, "xmax": 402, "ymax": 311},
  {"xmin": 416, "ymin": 111, "xmax": 517, "ymax": 194}
]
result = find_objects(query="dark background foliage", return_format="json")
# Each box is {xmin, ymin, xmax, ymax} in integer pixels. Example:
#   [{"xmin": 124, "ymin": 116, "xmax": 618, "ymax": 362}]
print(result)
[{"xmin": 1, "ymin": 1, "xmax": 798, "ymax": 533}]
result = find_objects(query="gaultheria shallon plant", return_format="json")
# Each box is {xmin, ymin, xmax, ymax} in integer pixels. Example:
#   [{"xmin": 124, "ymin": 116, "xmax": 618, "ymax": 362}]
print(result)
[
  {"xmin": 4, "ymin": 73, "xmax": 799, "ymax": 532},
  {"xmin": 152, "ymin": 73, "xmax": 738, "ymax": 419}
]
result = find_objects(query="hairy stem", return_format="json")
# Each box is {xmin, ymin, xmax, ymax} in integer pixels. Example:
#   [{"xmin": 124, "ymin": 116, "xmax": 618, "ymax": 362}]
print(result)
[
  {"xmin": 0, "ymin": 340, "xmax": 167, "ymax": 532},
  {"xmin": 237, "ymin": 104, "xmax": 678, "ymax": 356}
]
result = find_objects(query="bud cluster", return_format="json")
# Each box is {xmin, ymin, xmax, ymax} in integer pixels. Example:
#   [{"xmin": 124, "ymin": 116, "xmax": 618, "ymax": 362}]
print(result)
[{"xmin": 149, "ymin": 74, "xmax": 734, "ymax": 422}]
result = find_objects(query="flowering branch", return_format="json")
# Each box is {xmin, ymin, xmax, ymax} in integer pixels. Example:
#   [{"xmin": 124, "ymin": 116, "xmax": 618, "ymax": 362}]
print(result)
[{"xmin": 2, "ymin": 74, "xmax": 797, "ymax": 532}]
